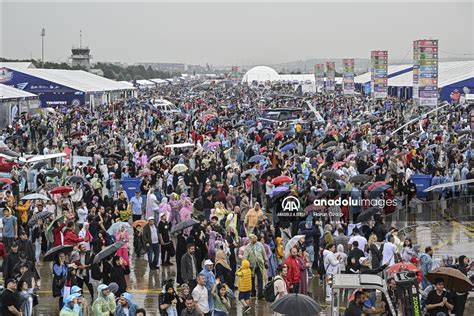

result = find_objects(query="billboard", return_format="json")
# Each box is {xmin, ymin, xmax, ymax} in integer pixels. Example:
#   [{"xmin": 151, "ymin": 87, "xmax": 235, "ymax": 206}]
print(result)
[
  {"xmin": 342, "ymin": 58, "xmax": 355, "ymax": 95},
  {"xmin": 371, "ymin": 50, "xmax": 388, "ymax": 99},
  {"xmin": 415, "ymin": 39, "xmax": 438, "ymax": 106},
  {"xmin": 326, "ymin": 62, "xmax": 336, "ymax": 91},
  {"xmin": 314, "ymin": 64, "xmax": 325, "ymax": 88}
]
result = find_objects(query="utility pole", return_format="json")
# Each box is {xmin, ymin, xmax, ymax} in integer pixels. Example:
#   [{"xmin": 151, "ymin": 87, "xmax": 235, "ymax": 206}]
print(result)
[{"xmin": 40, "ymin": 28, "xmax": 46, "ymax": 67}]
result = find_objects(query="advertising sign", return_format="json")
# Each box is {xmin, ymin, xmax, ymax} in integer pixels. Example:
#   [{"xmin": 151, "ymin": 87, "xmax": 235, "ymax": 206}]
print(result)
[
  {"xmin": 315, "ymin": 64, "xmax": 325, "ymax": 88},
  {"xmin": 371, "ymin": 50, "xmax": 388, "ymax": 99},
  {"xmin": 342, "ymin": 58, "xmax": 355, "ymax": 95},
  {"xmin": 326, "ymin": 62, "xmax": 336, "ymax": 91},
  {"xmin": 415, "ymin": 39, "xmax": 438, "ymax": 106}
]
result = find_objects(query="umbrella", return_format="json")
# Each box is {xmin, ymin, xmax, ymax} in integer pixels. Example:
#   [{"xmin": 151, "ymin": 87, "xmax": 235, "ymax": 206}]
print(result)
[
  {"xmin": 260, "ymin": 168, "xmax": 281, "ymax": 179},
  {"xmin": 394, "ymin": 150, "xmax": 409, "ymax": 158},
  {"xmin": 271, "ymin": 176, "xmax": 293, "ymax": 186},
  {"xmin": 32, "ymin": 161, "xmax": 48, "ymax": 170},
  {"xmin": 93, "ymin": 242, "xmax": 125, "ymax": 264},
  {"xmin": 28, "ymin": 210, "xmax": 54, "ymax": 226},
  {"xmin": 171, "ymin": 219, "xmax": 200, "ymax": 233},
  {"xmin": 280, "ymin": 143, "xmax": 296, "ymax": 152},
  {"xmin": 306, "ymin": 150, "xmax": 318, "ymax": 158},
  {"xmin": 321, "ymin": 170, "xmax": 340, "ymax": 180},
  {"xmin": 207, "ymin": 141, "xmax": 221, "ymax": 148},
  {"xmin": 323, "ymin": 141, "xmax": 337, "ymax": 149},
  {"xmin": 107, "ymin": 153, "xmax": 122, "ymax": 160},
  {"xmin": 284, "ymin": 235, "xmax": 306, "ymax": 259},
  {"xmin": 368, "ymin": 184, "xmax": 391, "ymax": 200},
  {"xmin": 138, "ymin": 170, "xmax": 156, "ymax": 177},
  {"xmin": 22, "ymin": 193, "xmax": 50, "ymax": 201},
  {"xmin": 66, "ymin": 175, "xmax": 87, "ymax": 184},
  {"xmin": 274, "ymin": 131, "xmax": 283, "ymax": 140},
  {"xmin": 345, "ymin": 153, "xmax": 357, "ymax": 161},
  {"xmin": 50, "ymin": 186, "xmax": 73, "ymax": 194},
  {"xmin": 171, "ymin": 164, "xmax": 188, "ymax": 173},
  {"xmin": 364, "ymin": 165, "xmax": 380, "ymax": 174},
  {"xmin": 249, "ymin": 155, "xmax": 266, "ymax": 163},
  {"xmin": 165, "ymin": 143, "xmax": 195, "ymax": 149},
  {"xmin": 132, "ymin": 219, "xmax": 147, "ymax": 228},
  {"xmin": 45, "ymin": 170, "xmax": 60, "ymax": 178},
  {"xmin": 241, "ymin": 169, "xmax": 259, "ymax": 178},
  {"xmin": 361, "ymin": 182, "xmax": 374, "ymax": 191},
  {"xmin": 271, "ymin": 190, "xmax": 291, "ymax": 202},
  {"xmin": 5, "ymin": 135, "xmax": 22, "ymax": 143},
  {"xmin": 43, "ymin": 245, "xmax": 74, "ymax": 262},
  {"xmin": 269, "ymin": 186, "xmax": 289, "ymax": 198},
  {"xmin": 149, "ymin": 155, "xmax": 164, "ymax": 163},
  {"xmin": 107, "ymin": 222, "xmax": 132, "ymax": 236},
  {"xmin": 457, "ymin": 130, "xmax": 470, "ymax": 136},
  {"xmin": 349, "ymin": 174, "xmax": 371, "ymax": 184},
  {"xmin": 245, "ymin": 120, "xmax": 256, "ymax": 126},
  {"xmin": 263, "ymin": 133, "xmax": 274, "ymax": 140},
  {"xmin": 387, "ymin": 262, "xmax": 420, "ymax": 274},
  {"xmin": 46, "ymin": 215, "xmax": 65, "ymax": 235},
  {"xmin": 427, "ymin": 267, "xmax": 473, "ymax": 292},
  {"xmin": 271, "ymin": 293, "xmax": 322, "ymax": 316},
  {"xmin": 356, "ymin": 207, "xmax": 380, "ymax": 223},
  {"xmin": 367, "ymin": 181, "xmax": 387, "ymax": 191},
  {"xmin": 0, "ymin": 178, "xmax": 15, "ymax": 185},
  {"xmin": 357, "ymin": 150, "xmax": 370, "ymax": 158}
]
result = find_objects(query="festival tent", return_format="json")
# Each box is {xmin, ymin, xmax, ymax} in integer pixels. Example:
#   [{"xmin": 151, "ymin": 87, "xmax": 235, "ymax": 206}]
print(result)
[
  {"xmin": 0, "ymin": 63, "xmax": 137, "ymax": 107},
  {"xmin": 135, "ymin": 79, "xmax": 156, "ymax": 89},
  {"xmin": 387, "ymin": 61, "xmax": 474, "ymax": 101},
  {"xmin": 354, "ymin": 64, "xmax": 413, "ymax": 93},
  {"xmin": 0, "ymin": 84, "xmax": 40, "ymax": 128},
  {"xmin": 149, "ymin": 78, "xmax": 169, "ymax": 85}
]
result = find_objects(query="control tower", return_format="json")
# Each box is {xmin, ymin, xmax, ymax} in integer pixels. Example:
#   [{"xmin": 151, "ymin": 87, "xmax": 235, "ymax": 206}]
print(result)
[{"xmin": 70, "ymin": 31, "xmax": 92, "ymax": 69}]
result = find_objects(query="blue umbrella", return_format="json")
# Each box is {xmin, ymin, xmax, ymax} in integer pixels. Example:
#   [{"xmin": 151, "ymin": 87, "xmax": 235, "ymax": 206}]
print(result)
[
  {"xmin": 270, "ymin": 186, "xmax": 289, "ymax": 198},
  {"xmin": 248, "ymin": 127, "xmax": 256, "ymax": 134},
  {"xmin": 263, "ymin": 133, "xmax": 275, "ymax": 140},
  {"xmin": 245, "ymin": 120, "xmax": 256, "ymax": 126},
  {"xmin": 249, "ymin": 155, "xmax": 266, "ymax": 163},
  {"xmin": 281, "ymin": 143, "xmax": 296, "ymax": 152}
]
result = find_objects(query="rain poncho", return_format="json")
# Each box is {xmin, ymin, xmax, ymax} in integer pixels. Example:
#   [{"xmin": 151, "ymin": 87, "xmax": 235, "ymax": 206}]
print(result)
[
  {"xmin": 92, "ymin": 284, "xmax": 114, "ymax": 316},
  {"xmin": 114, "ymin": 292, "xmax": 138, "ymax": 316}
]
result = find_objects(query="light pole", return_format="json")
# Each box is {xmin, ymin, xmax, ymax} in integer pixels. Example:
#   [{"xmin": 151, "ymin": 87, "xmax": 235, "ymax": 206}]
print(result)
[{"xmin": 40, "ymin": 28, "xmax": 45, "ymax": 67}]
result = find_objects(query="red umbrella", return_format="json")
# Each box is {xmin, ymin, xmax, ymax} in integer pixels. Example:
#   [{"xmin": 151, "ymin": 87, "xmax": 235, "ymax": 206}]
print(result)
[
  {"xmin": 331, "ymin": 161, "xmax": 345, "ymax": 170},
  {"xmin": 138, "ymin": 170, "xmax": 156, "ymax": 177},
  {"xmin": 367, "ymin": 181, "xmax": 386, "ymax": 191},
  {"xmin": 275, "ymin": 131, "xmax": 283, "ymax": 140},
  {"xmin": 0, "ymin": 178, "xmax": 15, "ymax": 185},
  {"xmin": 387, "ymin": 262, "xmax": 420, "ymax": 274},
  {"xmin": 271, "ymin": 176, "xmax": 293, "ymax": 186},
  {"xmin": 50, "ymin": 186, "xmax": 73, "ymax": 194},
  {"xmin": 259, "ymin": 147, "xmax": 267, "ymax": 153}
]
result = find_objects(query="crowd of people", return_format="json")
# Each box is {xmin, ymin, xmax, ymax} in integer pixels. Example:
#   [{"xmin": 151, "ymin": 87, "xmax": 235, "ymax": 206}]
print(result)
[{"xmin": 0, "ymin": 80, "xmax": 473, "ymax": 316}]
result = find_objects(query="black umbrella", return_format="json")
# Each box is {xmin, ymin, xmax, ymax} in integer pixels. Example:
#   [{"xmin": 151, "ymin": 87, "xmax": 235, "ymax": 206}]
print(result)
[
  {"xmin": 364, "ymin": 165, "xmax": 380, "ymax": 174},
  {"xmin": 31, "ymin": 161, "xmax": 48, "ymax": 170},
  {"xmin": 306, "ymin": 150, "xmax": 318, "ymax": 158},
  {"xmin": 369, "ymin": 184, "xmax": 391, "ymax": 200},
  {"xmin": 321, "ymin": 170, "xmax": 340, "ymax": 180},
  {"xmin": 271, "ymin": 190, "xmax": 291, "ymax": 202},
  {"xmin": 349, "ymin": 174, "xmax": 371, "ymax": 184},
  {"xmin": 43, "ymin": 245, "xmax": 74, "ymax": 262},
  {"xmin": 323, "ymin": 141, "xmax": 337, "ymax": 149},
  {"xmin": 171, "ymin": 219, "xmax": 199, "ymax": 234},
  {"xmin": 44, "ymin": 170, "xmax": 60, "ymax": 178},
  {"xmin": 270, "ymin": 293, "xmax": 322, "ymax": 316},
  {"xmin": 356, "ymin": 207, "xmax": 380, "ymax": 223},
  {"xmin": 357, "ymin": 150, "xmax": 370, "ymax": 158},
  {"xmin": 27, "ymin": 210, "xmax": 54, "ymax": 226},
  {"xmin": 93, "ymin": 242, "xmax": 125, "ymax": 264},
  {"xmin": 5, "ymin": 135, "xmax": 22, "ymax": 143},
  {"xmin": 67, "ymin": 175, "xmax": 87, "ymax": 184},
  {"xmin": 260, "ymin": 168, "xmax": 281, "ymax": 179}
]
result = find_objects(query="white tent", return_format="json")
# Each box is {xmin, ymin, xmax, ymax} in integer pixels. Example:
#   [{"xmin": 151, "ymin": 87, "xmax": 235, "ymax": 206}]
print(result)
[
  {"xmin": 242, "ymin": 66, "xmax": 280, "ymax": 82},
  {"xmin": 388, "ymin": 61, "xmax": 474, "ymax": 87},
  {"xmin": 1, "ymin": 84, "xmax": 38, "ymax": 100},
  {"xmin": 354, "ymin": 64, "xmax": 412, "ymax": 84},
  {"xmin": 135, "ymin": 79, "xmax": 156, "ymax": 88}
]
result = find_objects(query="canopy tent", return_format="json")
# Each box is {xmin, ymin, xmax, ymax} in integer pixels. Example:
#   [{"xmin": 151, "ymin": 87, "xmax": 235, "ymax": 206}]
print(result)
[
  {"xmin": 0, "ymin": 84, "xmax": 40, "ymax": 128},
  {"xmin": 149, "ymin": 78, "xmax": 169, "ymax": 85},
  {"xmin": 135, "ymin": 79, "xmax": 156, "ymax": 88}
]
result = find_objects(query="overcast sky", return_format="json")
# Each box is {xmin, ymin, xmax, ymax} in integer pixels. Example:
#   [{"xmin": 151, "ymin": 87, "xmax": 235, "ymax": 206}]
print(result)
[{"xmin": 1, "ymin": 1, "xmax": 473, "ymax": 66}]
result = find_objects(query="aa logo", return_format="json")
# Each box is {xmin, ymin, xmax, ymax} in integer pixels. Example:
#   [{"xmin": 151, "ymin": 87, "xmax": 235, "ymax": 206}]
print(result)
[{"xmin": 282, "ymin": 196, "xmax": 300, "ymax": 212}]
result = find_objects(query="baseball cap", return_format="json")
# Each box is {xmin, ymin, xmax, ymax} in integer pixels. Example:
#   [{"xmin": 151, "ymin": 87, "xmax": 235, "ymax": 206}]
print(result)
[
  {"xmin": 204, "ymin": 259, "xmax": 213, "ymax": 266},
  {"xmin": 148, "ymin": 216, "xmax": 154, "ymax": 221},
  {"xmin": 71, "ymin": 285, "xmax": 82, "ymax": 295},
  {"xmin": 359, "ymin": 257, "xmax": 369, "ymax": 265}
]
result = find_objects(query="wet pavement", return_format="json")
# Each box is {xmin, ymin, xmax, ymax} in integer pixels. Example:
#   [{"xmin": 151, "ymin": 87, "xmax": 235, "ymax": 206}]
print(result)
[{"xmin": 32, "ymin": 217, "xmax": 474, "ymax": 315}]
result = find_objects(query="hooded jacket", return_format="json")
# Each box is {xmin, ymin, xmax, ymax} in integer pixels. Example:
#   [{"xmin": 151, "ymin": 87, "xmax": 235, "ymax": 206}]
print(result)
[
  {"xmin": 92, "ymin": 284, "xmax": 114, "ymax": 316},
  {"xmin": 236, "ymin": 259, "xmax": 252, "ymax": 292},
  {"xmin": 115, "ymin": 292, "xmax": 138, "ymax": 316}
]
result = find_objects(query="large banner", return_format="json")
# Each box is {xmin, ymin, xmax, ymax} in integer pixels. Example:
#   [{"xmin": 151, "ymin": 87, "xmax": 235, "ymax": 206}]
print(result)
[
  {"xmin": 371, "ymin": 50, "xmax": 388, "ymax": 99},
  {"xmin": 417, "ymin": 39, "xmax": 438, "ymax": 106},
  {"xmin": 413, "ymin": 40, "xmax": 420, "ymax": 101},
  {"xmin": 343, "ymin": 58, "xmax": 355, "ymax": 95},
  {"xmin": 315, "ymin": 64, "xmax": 324, "ymax": 89},
  {"xmin": 326, "ymin": 62, "xmax": 336, "ymax": 91}
]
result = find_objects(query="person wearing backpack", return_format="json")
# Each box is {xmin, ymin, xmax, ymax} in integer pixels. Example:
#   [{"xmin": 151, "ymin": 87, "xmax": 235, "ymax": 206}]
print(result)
[{"xmin": 272, "ymin": 264, "xmax": 288, "ymax": 316}]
